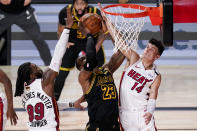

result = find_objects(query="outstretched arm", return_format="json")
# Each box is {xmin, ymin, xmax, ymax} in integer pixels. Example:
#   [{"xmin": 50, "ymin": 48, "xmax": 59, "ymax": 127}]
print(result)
[
  {"xmin": 57, "ymin": 95, "xmax": 85, "ymax": 110},
  {"xmin": 42, "ymin": 7, "xmax": 73, "ymax": 96},
  {"xmin": 99, "ymin": 7, "xmax": 140, "ymax": 66},
  {"xmin": 104, "ymin": 50, "xmax": 125, "ymax": 74},
  {"xmin": 0, "ymin": 69, "xmax": 18, "ymax": 125},
  {"xmin": 78, "ymin": 34, "xmax": 96, "ymax": 94}
]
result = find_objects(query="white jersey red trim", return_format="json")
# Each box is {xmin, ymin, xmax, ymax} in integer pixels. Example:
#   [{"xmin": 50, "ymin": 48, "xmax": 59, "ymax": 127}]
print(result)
[
  {"xmin": 22, "ymin": 79, "xmax": 59, "ymax": 130},
  {"xmin": 119, "ymin": 59, "xmax": 159, "ymax": 111}
]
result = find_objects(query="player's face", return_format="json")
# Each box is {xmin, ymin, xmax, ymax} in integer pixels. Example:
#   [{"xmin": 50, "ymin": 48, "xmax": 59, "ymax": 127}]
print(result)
[
  {"xmin": 143, "ymin": 43, "xmax": 160, "ymax": 61},
  {"xmin": 30, "ymin": 64, "xmax": 43, "ymax": 79},
  {"xmin": 74, "ymin": 0, "xmax": 88, "ymax": 15}
]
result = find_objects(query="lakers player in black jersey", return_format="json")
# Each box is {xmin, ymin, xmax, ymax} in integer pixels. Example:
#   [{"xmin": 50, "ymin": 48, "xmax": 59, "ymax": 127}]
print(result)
[
  {"xmin": 75, "ymin": 22, "xmax": 125, "ymax": 130},
  {"xmin": 54, "ymin": 0, "xmax": 107, "ymax": 100}
]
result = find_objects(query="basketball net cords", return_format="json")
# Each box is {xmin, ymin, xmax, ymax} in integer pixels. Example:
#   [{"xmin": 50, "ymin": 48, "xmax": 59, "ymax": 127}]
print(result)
[{"xmin": 102, "ymin": 6, "xmax": 146, "ymax": 52}]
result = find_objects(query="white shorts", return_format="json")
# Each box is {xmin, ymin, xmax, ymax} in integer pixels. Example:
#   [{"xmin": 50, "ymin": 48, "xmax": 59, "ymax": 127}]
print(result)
[
  {"xmin": 119, "ymin": 110, "xmax": 157, "ymax": 131},
  {"xmin": 29, "ymin": 128, "xmax": 57, "ymax": 131},
  {"xmin": 0, "ymin": 93, "xmax": 7, "ymax": 131}
]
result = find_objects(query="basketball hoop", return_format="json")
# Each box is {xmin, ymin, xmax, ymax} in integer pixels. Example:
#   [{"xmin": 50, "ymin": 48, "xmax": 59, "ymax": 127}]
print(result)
[
  {"xmin": 99, "ymin": 4, "xmax": 162, "ymax": 51},
  {"xmin": 99, "ymin": 3, "xmax": 163, "ymax": 51}
]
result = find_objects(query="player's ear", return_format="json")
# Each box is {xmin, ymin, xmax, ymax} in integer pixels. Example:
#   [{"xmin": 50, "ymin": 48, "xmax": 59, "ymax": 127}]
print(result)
[{"xmin": 154, "ymin": 54, "xmax": 160, "ymax": 61}]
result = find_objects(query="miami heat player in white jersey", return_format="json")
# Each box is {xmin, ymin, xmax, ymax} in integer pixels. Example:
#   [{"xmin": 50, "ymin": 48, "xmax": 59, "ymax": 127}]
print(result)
[
  {"xmin": 119, "ymin": 59, "xmax": 159, "ymax": 131},
  {"xmin": 22, "ymin": 79, "xmax": 59, "ymax": 131}
]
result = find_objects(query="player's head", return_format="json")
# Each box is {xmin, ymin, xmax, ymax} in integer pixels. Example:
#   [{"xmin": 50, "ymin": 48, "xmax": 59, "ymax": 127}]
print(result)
[
  {"xmin": 76, "ymin": 55, "xmax": 86, "ymax": 71},
  {"xmin": 15, "ymin": 62, "xmax": 43, "ymax": 96},
  {"xmin": 73, "ymin": 0, "xmax": 88, "ymax": 16},
  {"xmin": 142, "ymin": 38, "xmax": 165, "ymax": 61}
]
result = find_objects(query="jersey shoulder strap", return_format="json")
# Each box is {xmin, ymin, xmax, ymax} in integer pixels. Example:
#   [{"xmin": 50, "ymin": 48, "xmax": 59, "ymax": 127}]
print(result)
[
  {"xmin": 88, "ymin": 6, "xmax": 97, "ymax": 14},
  {"xmin": 68, "ymin": 4, "xmax": 72, "ymax": 8}
]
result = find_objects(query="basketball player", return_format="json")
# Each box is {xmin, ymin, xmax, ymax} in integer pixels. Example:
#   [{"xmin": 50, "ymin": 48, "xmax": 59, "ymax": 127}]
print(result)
[
  {"xmin": 14, "ymin": 7, "xmax": 76, "ymax": 131},
  {"xmin": 0, "ymin": 69, "xmax": 18, "ymax": 130},
  {"xmin": 102, "ymin": 11, "xmax": 165, "ymax": 129},
  {"xmin": 118, "ymin": 38, "xmax": 164, "ymax": 131},
  {"xmin": 75, "ymin": 24, "xmax": 125, "ymax": 130},
  {"xmin": 54, "ymin": 0, "xmax": 107, "ymax": 101}
]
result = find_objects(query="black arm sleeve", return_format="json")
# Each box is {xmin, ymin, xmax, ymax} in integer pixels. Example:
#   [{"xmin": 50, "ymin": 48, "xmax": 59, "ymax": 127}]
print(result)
[{"xmin": 84, "ymin": 34, "xmax": 98, "ymax": 71}]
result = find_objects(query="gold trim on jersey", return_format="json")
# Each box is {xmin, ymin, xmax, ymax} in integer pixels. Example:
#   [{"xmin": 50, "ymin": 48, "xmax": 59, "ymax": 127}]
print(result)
[
  {"xmin": 85, "ymin": 75, "xmax": 96, "ymax": 95},
  {"xmin": 94, "ymin": 7, "xmax": 97, "ymax": 14},
  {"xmin": 100, "ymin": 45, "xmax": 106, "ymax": 64},
  {"xmin": 89, "ymin": 7, "xmax": 92, "ymax": 13},
  {"xmin": 68, "ymin": 4, "xmax": 72, "ymax": 8},
  {"xmin": 60, "ymin": 67, "xmax": 75, "ymax": 71},
  {"xmin": 73, "ymin": 8, "xmax": 80, "ymax": 22},
  {"xmin": 85, "ymin": 123, "xmax": 90, "ymax": 131}
]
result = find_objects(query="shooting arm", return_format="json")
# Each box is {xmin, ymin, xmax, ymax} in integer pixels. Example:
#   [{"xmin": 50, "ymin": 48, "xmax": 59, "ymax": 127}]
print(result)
[
  {"xmin": 103, "ymin": 15, "xmax": 139, "ymax": 65},
  {"xmin": 104, "ymin": 50, "xmax": 125, "ymax": 74}
]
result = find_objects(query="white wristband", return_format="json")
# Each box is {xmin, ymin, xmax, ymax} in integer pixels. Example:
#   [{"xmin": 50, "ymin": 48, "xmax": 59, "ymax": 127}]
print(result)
[
  {"xmin": 49, "ymin": 29, "xmax": 70, "ymax": 72},
  {"xmin": 147, "ymin": 99, "xmax": 156, "ymax": 114},
  {"xmin": 57, "ymin": 100, "xmax": 72, "ymax": 110}
]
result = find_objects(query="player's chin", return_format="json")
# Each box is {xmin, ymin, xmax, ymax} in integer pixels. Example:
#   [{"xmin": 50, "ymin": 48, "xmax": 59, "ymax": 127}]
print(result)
[{"xmin": 77, "ymin": 10, "xmax": 83, "ymax": 15}]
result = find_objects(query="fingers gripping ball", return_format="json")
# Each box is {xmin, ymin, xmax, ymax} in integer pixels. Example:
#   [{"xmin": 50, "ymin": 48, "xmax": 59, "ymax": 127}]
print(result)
[{"xmin": 80, "ymin": 13, "xmax": 102, "ymax": 35}]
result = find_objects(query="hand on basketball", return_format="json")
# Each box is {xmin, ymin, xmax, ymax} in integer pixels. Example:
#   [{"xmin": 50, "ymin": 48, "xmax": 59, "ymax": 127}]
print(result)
[
  {"xmin": 7, "ymin": 107, "xmax": 18, "ymax": 125},
  {"xmin": 0, "ymin": 0, "xmax": 11, "ymax": 5},
  {"xmin": 143, "ymin": 112, "xmax": 152, "ymax": 125},
  {"xmin": 66, "ymin": 6, "xmax": 73, "ymax": 28},
  {"xmin": 78, "ymin": 21, "xmax": 91, "ymax": 36},
  {"xmin": 73, "ymin": 96, "xmax": 85, "ymax": 110}
]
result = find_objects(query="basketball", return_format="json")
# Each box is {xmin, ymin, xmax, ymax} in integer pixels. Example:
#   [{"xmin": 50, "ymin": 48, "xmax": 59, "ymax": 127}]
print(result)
[{"xmin": 80, "ymin": 13, "xmax": 102, "ymax": 35}]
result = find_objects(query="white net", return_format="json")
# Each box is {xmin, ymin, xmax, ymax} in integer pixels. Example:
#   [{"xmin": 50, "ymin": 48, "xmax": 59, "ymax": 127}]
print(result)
[{"xmin": 101, "ymin": 4, "xmax": 146, "ymax": 52}]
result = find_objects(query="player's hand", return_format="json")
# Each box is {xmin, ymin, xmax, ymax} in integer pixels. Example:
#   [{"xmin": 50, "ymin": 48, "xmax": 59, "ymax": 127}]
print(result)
[
  {"xmin": 66, "ymin": 42, "xmax": 75, "ymax": 48},
  {"xmin": 66, "ymin": 6, "xmax": 73, "ymax": 28},
  {"xmin": 7, "ymin": 107, "xmax": 18, "ymax": 125},
  {"xmin": 143, "ymin": 112, "xmax": 152, "ymax": 125},
  {"xmin": 24, "ymin": 0, "xmax": 31, "ymax": 6},
  {"xmin": 0, "ymin": 0, "xmax": 11, "ymax": 5},
  {"xmin": 73, "ymin": 95, "xmax": 85, "ymax": 110},
  {"xmin": 119, "ymin": 0, "xmax": 129, "ymax": 3},
  {"xmin": 101, "ymin": 20, "xmax": 108, "ymax": 34}
]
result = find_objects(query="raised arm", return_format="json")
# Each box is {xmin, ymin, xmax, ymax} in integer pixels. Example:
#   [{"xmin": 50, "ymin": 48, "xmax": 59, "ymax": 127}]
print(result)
[
  {"xmin": 42, "ymin": 6, "xmax": 73, "ymax": 96},
  {"xmin": 104, "ymin": 50, "xmax": 125, "ymax": 74},
  {"xmin": 57, "ymin": 6, "xmax": 73, "ymax": 39},
  {"xmin": 99, "ymin": 7, "xmax": 140, "ymax": 66},
  {"xmin": 78, "ymin": 34, "xmax": 96, "ymax": 94},
  {"xmin": 0, "ymin": 69, "xmax": 18, "ymax": 125}
]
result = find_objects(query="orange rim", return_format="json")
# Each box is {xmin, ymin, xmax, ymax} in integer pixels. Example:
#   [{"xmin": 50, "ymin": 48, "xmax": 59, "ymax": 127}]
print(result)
[
  {"xmin": 100, "ymin": 4, "xmax": 149, "ymax": 18},
  {"xmin": 99, "ymin": 3, "xmax": 163, "ymax": 25}
]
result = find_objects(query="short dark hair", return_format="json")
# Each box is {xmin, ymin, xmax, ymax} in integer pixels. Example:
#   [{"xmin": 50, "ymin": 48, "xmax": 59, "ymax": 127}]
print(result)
[
  {"xmin": 73, "ymin": 0, "xmax": 88, "ymax": 4},
  {"xmin": 149, "ymin": 38, "xmax": 165, "ymax": 56},
  {"xmin": 15, "ymin": 62, "xmax": 32, "ymax": 97}
]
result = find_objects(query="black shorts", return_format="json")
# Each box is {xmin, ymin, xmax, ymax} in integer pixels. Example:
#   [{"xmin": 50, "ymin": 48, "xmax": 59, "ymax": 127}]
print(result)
[
  {"xmin": 60, "ymin": 42, "xmax": 105, "ymax": 71},
  {"xmin": 85, "ymin": 122, "xmax": 120, "ymax": 131}
]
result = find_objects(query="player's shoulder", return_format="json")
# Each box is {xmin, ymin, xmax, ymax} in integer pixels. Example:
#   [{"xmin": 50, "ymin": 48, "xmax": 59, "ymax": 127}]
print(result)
[
  {"xmin": 87, "ymin": 5, "xmax": 101, "ymax": 15},
  {"xmin": 153, "ymin": 64, "xmax": 160, "ymax": 76},
  {"xmin": 59, "ymin": 4, "xmax": 73, "ymax": 14}
]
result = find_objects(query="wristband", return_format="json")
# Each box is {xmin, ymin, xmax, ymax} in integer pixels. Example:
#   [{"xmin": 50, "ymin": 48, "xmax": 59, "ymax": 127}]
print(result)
[
  {"xmin": 147, "ymin": 99, "xmax": 156, "ymax": 114},
  {"xmin": 69, "ymin": 102, "xmax": 74, "ymax": 108}
]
